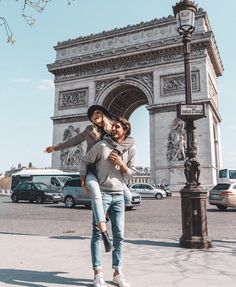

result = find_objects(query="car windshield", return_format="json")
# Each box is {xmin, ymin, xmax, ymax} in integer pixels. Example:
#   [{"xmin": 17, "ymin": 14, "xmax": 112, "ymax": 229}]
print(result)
[
  {"xmin": 60, "ymin": 176, "xmax": 71, "ymax": 184},
  {"xmin": 34, "ymin": 183, "xmax": 49, "ymax": 191},
  {"xmin": 65, "ymin": 178, "xmax": 81, "ymax": 187},
  {"xmin": 213, "ymin": 184, "xmax": 230, "ymax": 190}
]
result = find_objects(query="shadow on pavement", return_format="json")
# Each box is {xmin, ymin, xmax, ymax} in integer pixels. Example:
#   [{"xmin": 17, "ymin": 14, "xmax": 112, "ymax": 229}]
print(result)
[
  {"xmin": 50, "ymin": 235, "xmax": 90, "ymax": 240},
  {"xmin": 0, "ymin": 231, "xmax": 38, "ymax": 236},
  {"xmin": 207, "ymin": 208, "xmax": 236, "ymax": 212},
  {"xmin": 0, "ymin": 269, "xmax": 93, "ymax": 287},
  {"xmin": 125, "ymin": 239, "xmax": 179, "ymax": 248}
]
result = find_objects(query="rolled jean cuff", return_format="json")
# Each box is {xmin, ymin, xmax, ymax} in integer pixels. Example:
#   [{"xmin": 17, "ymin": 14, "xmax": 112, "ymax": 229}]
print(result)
[
  {"xmin": 112, "ymin": 265, "xmax": 121, "ymax": 272},
  {"xmin": 93, "ymin": 266, "xmax": 102, "ymax": 271}
]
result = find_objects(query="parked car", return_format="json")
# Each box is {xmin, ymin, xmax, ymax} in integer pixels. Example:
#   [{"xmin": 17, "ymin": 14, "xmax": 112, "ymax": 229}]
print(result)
[
  {"xmin": 11, "ymin": 181, "xmax": 63, "ymax": 204},
  {"xmin": 129, "ymin": 183, "xmax": 167, "ymax": 199},
  {"xmin": 208, "ymin": 182, "xmax": 236, "ymax": 211},
  {"xmin": 155, "ymin": 184, "xmax": 172, "ymax": 197},
  {"xmin": 62, "ymin": 177, "xmax": 142, "ymax": 209}
]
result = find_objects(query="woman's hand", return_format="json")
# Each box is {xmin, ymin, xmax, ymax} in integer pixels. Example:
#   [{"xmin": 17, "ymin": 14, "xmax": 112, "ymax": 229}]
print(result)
[
  {"xmin": 81, "ymin": 176, "xmax": 89, "ymax": 193},
  {"xmin": 82, "ymin": 184, "xmax": 89, "ymax": 193},
  {"xmin": 44, "ymin": 146, "xmax": 55, "ymax": 153}
]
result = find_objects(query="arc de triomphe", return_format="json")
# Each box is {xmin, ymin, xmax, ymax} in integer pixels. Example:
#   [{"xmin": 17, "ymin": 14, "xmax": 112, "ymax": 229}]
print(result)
[{"xmin": 47, "ymin": 8, "xmax": 223, "ymax": 190}]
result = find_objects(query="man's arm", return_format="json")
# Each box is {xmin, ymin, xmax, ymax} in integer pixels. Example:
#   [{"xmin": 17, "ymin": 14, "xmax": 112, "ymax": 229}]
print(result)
[
  {"xmin": 104, "ymin": 135, "xmax": 135, "ymax": 155},
  {"xmin": 123, "ymin": 145, "xmax": 136, "ymax": 178},
  {"xmin": 109, "ymin": 146, "xmax": 136, "ymax": 177}
]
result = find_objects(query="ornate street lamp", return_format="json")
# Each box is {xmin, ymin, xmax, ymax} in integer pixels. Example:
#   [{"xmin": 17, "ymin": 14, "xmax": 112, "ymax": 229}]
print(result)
[{"xmin": 173, "ymin": 0, "xmax": 212, "ymax": 249}]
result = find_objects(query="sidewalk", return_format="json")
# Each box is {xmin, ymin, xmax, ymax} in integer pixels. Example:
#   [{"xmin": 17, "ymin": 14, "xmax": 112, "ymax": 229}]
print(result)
[{"xmin": 0, "ymin": 233, "xmax": 236, "ymax": 287}]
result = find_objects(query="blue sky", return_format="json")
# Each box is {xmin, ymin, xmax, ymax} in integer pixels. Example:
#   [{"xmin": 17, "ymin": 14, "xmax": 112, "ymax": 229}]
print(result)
[{"xmin": 0, "ymin": 0, "xmax": 235, "ymax": 173}]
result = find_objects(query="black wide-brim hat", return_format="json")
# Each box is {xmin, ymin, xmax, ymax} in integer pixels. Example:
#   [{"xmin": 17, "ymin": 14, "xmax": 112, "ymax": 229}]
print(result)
[{"xmin": 87, "ymin": 105, "xmax": 112, "ymax": 122}]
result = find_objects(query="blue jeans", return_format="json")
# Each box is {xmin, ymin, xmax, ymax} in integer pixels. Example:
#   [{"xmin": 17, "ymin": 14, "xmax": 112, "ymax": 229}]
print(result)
[
  {"xmin": 86, "ymin": 172, "xmax": 132, "ymax": 224},
  {"xmin": 86, "ymin": 172, "xmax": 105, "ymax": 224},
  {"xmin": 91, "ymin": 192, "xmax": 125, "ymax": 271}
]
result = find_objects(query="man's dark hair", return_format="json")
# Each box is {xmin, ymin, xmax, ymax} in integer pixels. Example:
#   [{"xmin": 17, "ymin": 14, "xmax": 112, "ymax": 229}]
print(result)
[{"xmin": 113, "ymin": 117, "xmax": 131, "ymax": 138}]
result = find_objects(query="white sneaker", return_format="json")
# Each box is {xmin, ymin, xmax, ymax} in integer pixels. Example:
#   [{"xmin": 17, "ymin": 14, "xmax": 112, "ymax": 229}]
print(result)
[
  {"xmin": 113, "ymin": 273, "xmax": 130, "ymax": 287},
  {"xmin": 93, "ymin": 273, "xmax": 107, "ymax": 287}
]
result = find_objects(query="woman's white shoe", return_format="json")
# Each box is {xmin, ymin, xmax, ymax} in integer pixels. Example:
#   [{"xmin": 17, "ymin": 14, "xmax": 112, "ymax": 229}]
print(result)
[{"xmin": 93, "ymin": 273, "xmax": 107, "ymax": 287}]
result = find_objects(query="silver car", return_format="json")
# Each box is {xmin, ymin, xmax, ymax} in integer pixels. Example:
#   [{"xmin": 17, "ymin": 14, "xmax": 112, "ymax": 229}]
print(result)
[
  {"xmin": 129, "ymin": 183, "xmax": 167, "ymax": 199},
  {"xmin": 208, "ymin": 182, "xmax": 236, "ymax": 211},
  {"xmin": 62, "ymin": 177, "xmax": 141, "ymax": 209}
]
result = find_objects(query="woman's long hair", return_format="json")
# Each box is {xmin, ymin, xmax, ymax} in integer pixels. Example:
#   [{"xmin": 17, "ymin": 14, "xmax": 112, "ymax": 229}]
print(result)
[{"xmin": 90, "ymin": 114, "xmax": 113, "ymax": 141}]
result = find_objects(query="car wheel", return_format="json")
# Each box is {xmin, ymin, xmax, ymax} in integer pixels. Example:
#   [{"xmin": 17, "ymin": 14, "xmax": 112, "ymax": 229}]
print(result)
[
  {"xmin": 35, "ymin": 195, "xmax": 44, "ymax": 204},
  {"xmin": 11, "ymin": 194, "xmax": 18, "ymax": 203},
  {"xmin": 216, "ymin": 205, "xmax": 227, "ymax": 211},
  {"xmin": 155, "ymin": 193, "xmax": 163, "ymax": 200},
  {"xmin": 65, "ymin": 196, "xmax": 75, "ymax": 208},
  {"xmin": 126, "ymin": 206, "xmax": 134, "ymax": 210}
]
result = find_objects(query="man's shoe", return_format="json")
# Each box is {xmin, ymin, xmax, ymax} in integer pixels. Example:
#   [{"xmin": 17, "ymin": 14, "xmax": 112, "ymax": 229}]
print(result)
[
  {"xmin": 93, "ymin": 273, "xmax": 107, "ymax": 287},
  {"xmin": 101, "ymin": 230, "xmax": 112, "ymax": 252},
  {"xmin": 113, "ymin": 273, "xmax": 130, "ymax": 287}
]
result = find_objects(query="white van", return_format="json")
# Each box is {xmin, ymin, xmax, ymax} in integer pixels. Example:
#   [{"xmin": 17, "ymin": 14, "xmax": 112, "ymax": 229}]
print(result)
[{"xmin": 11, "ymin": 169, "xmax": 80, "ymax": 191}]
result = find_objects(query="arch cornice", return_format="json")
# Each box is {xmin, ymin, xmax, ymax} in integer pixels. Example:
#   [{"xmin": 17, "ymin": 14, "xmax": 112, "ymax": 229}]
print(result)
[{"xmin": 48, "ymin": 34, "xmax": 223, "ymax": 86}]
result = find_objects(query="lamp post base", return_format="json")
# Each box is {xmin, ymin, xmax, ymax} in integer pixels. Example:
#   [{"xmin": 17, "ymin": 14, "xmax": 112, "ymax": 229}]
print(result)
[
  {"xmin": 180, "ymin": 236, "xmax": 212, "ymax": 249},
  {"xmin": 179, "ymin": 186, "xmax": 212, "ymax": 249}
]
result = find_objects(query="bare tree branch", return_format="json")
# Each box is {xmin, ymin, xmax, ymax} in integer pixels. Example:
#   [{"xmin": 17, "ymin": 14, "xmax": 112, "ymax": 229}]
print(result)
[
  {"xmin": 1, "ymin": 0, "xmax": 76, "ymax": 44},
  {"xmin": 0, "ymin": 16, "xmax": 15, "ymax": 44}
]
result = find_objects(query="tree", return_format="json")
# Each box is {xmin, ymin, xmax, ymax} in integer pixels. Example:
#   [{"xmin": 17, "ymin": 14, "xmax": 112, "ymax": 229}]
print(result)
[
  {"xmin": 0, "ymin": 0, "xmax": 76, "ymax": 44},
  {"xmin": 28, "ymin": 162, "xmax": 33, "ymax": 168},
  {"xmin": 0, "ymin": 176, "xmax": 11, "ymax": 190}
]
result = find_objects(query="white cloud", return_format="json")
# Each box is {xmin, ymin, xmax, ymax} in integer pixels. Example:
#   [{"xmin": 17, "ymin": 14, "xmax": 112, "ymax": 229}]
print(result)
[{"xmin": 37, "ymin": 79, "xmax": 54, "ymax": 90}]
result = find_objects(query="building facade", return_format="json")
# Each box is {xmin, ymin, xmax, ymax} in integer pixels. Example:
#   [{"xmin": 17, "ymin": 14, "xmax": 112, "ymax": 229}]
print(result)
[{"xmin": 48, "ymin": 8, "xmax": 223, "ymax": 190}]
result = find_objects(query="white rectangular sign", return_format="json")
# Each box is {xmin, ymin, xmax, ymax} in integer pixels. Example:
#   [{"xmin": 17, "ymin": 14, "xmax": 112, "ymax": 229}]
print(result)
[{"xmin": 180, "ymin": 104, "xmax": 204, "ymax": 116}]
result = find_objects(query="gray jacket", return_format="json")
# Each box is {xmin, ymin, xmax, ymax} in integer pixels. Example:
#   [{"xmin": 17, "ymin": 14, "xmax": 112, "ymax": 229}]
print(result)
[{"xmin": 80, "ymin": 139, "xmax": 136, "ymax": 192}]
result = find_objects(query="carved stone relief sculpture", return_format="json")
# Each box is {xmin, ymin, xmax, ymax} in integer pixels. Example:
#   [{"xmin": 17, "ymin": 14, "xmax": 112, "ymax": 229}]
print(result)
[
  {"xmin": 60, "ymin": 125, "xmax": 84, "ymax": 167},
  {"xmin": 208, "ymin": 76, "xmax": 218, "ymax": 106},
  {"xmin": 167, "ymin": 118, "xmax": 186, "ymax": 162},
  {"xmin": 59, "ymin": 88, "xmax": 88, "ymax": 110},
  {"xmin": 161, "ymin": 71, "xmax": 200, "ymax": 97}
]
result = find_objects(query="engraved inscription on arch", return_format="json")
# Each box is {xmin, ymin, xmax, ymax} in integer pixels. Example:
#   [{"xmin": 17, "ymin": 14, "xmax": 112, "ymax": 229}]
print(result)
[
  {"xmin": 59, "ymin": 88, "xmax": 88, "ymax": 110},
  {"xmin": 160, "ymin": 71, "xmax": 200, "ymax": 97}
]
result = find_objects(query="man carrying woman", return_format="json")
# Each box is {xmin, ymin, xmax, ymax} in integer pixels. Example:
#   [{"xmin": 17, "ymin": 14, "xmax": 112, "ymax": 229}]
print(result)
[
  {"xmin": 80, "ymin": 116, "xmax": 136, "ymax": 287},
  {"xmin": 44, "ymin": 105, "xmax": 134, "ymax": 254}
]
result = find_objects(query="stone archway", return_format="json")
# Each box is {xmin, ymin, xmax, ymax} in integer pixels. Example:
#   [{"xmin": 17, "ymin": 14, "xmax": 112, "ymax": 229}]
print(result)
[
  {"xmin": 48, "ymin": 10, "xmax": 223, "ymax": 190},
  {"xmin": 95, "ymin": 75, "xmax": 153, "ymax": 118},
  {"xmin": 99, "ymin": 84, "xmax": 148, "ymax": 118}
]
